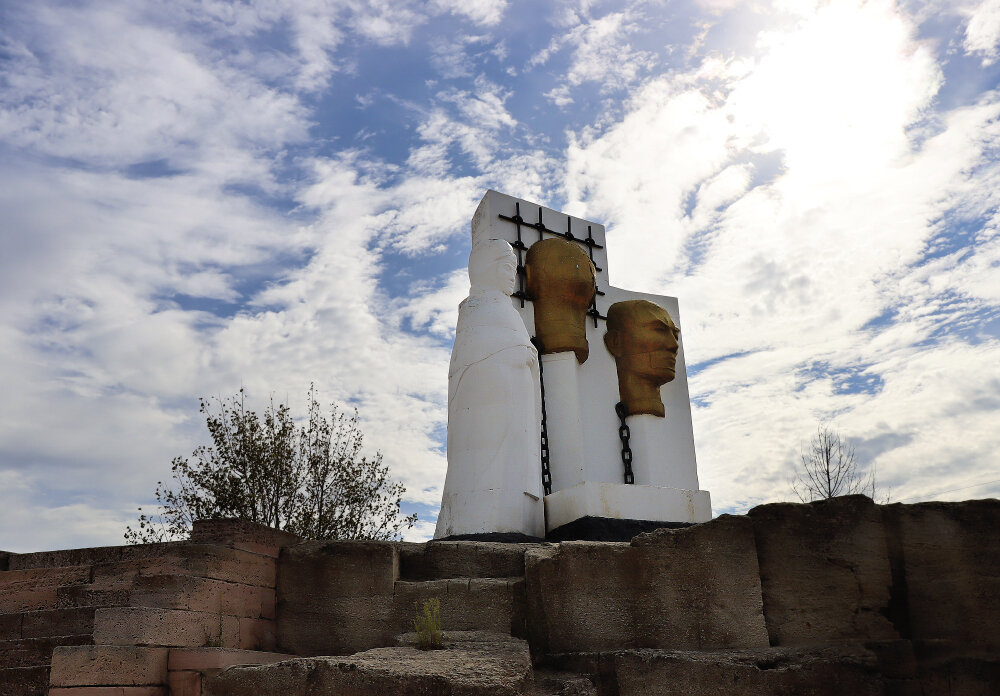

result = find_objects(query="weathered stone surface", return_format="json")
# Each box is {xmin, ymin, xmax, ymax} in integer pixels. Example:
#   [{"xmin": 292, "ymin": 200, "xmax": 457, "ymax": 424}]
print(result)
[
  {"xmin": 610, "ymin": 646, "xmax": 886, "ymax": 696},
  {"xmin": 0, "ymin": 566, "xmax": 93, "ymax": 613},
  {"xmin": 0, "ymin": 665, "xmax": 49, "ymax": 696},
  {"xmin": 525, "ymin": 515, "xmax": 769, "ymax": 654},
  {"xmin": 93, "ymin": 607, "xmax": 240, "ymax": 648},
  {"xmin": 48, "ymin": 688, "xmax": 167, "ymax": 695},
  {"xmin": 128, "ymin": 574, "xmax": 275, "ymax": 619},
  {"xmin": 398, "ymin": 541, "xmax": 541, "ymax": 580},
  {"xmin": 276, "ymin": 540, "xmax": 398, "ymax": 656},
  {"xmin": 0, "ymin": 635, "xmax": 92, "ymax": 669},
  {"xmin": 167, "ymin": 647, "xmax": 291, "ymax": 671},
  {"xmin": 190, "ymin": 519, "xmax": 300, "ymax": 556},
  {"xmin": 882, "ymin": 499, "xmax": 1000, "ymax": 649},
  {"xmin": 91, "ymin": 545, "xmax": 277, "ymax": 589},
  {"xmin": 748, "ymin": 495, "xmax": 897, "ymax": 646},
  {"xmin": 7, "ymin": 543, "xmax": 181, "ymax": 571},
  {"xmin": 208, "ymin": 631, "xmax": 531, "ymax": 696},
  {"xmin": 21, "ymin": 607, "xmax": 96, "ymax": 638},
  {"xmin": 50, "ymin": 645, "xmax": 168, "ymax": 687},
  {"xmin": 393, "ymin": 577, "xmax": 524, "ymax": 636}
]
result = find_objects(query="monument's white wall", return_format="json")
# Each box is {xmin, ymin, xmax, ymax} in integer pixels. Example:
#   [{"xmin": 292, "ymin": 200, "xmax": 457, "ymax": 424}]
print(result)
[{"xmin": 471, "ymin": 190, "xmax": 706, "ymax": 516}]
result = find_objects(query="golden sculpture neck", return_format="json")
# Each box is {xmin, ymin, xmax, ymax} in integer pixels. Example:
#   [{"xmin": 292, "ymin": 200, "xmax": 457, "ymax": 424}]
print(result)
[{"xmin": 616, "ymin": 371, "xmax": 665, "ymax": 418}]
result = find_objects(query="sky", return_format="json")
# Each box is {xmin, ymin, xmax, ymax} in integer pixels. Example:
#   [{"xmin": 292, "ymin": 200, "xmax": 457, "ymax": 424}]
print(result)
[{"xmin": 1, "ymin": 0, "xmax": 999, "ymax": 552}]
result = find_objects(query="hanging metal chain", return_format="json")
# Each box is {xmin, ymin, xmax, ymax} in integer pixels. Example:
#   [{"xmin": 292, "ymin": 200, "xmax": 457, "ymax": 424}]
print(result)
[
  {"xmin": 615, "ymin": 402, "xmax": 634, "ymax": 485},
  {"xmin": 533, "ymin": 337, "xmax": 552, "ymax": 495}
]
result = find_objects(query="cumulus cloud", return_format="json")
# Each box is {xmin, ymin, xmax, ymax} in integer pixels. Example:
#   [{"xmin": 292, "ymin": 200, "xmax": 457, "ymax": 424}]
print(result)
[{"xmin": 964, "ymin": 0, "xmax": 1000, "ymax": 65}]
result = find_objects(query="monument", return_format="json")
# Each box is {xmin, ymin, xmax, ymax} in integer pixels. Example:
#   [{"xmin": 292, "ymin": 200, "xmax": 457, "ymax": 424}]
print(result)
[{"xmin": 435, "ymin": 190, "xmax": 712, "ymax": 538}]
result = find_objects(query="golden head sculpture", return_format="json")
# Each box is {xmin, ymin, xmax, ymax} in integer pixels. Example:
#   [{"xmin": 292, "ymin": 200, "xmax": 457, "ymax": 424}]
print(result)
[
  {"xmin": 604, "ymin": 300, "xmax": 680, "ymax": 417},
  {"xmin": 525, "ymin": 238, "xmax": 597, "ymax": 363}
]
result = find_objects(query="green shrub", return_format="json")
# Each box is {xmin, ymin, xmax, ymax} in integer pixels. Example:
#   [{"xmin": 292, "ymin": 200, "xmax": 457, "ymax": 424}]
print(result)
[{"xmin": 413, "ymin": 597, "xmax": 443, "ymax": 650}]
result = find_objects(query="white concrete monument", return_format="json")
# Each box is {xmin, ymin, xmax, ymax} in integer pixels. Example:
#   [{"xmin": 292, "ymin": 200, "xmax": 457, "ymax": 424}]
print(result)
[
  {"xmin": 434, "ymin": 238, "xmax": 546, "ymax": 538},
  {"xmin": 435, "ymin": 191, "xmax": 711, "ymax": 538}
]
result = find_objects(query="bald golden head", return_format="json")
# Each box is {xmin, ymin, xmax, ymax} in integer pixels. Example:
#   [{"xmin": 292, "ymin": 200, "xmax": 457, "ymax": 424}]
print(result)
[
  {"xmin": 525, "ymin": 238, "xmax": 596, "ymax": 363},
  {"xmin": 604, "ymin": 300, "xmax": 679, "ymax": 417}
]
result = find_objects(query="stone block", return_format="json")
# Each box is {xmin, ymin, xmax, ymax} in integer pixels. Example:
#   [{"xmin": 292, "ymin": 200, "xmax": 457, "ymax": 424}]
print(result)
[
  {"xmin": 207, "ymin": 631, "xmax": 531, "ymax": 696},
  {"xmin": 0, "ymin": 665, "xmax": 50, "ymax": 696},
  {"xmin": 882, "ymin": 499, "xmax": 1000, "ymax": 649},
  {"xmin": 397, "ymin": 541, "xmax": 536, "ymax": 580},
  {"xmin": 128, "ymin": 575, "xmax": 274, "ymax": 619},
  {"xmin": 610, "ymin": 646, "xmax": 886, "ymax": 696},
  {"xmin": 92, "ymin": 546, "xmax": 276, "ymax": 589},
  {"xmin": 0, "ymin": 566, "xmax": 92, "ymax": 612},
  {"xmin": 237, "ymin": 618, "xmax": 276, "ymax": 651},
  {"xmin": 50, "ymin": 646, "xmax": 168, "ymax": 687},
  {"xmin": 276, "ymin": 540, "xmax": 399, "ymax": 656},
  {"xmin": 392, "ymin": 576, "xmax": 522, "ymax": 635},
  {"xmin": 0, "ymin": 613, "xmax": 23, "ymax": 640},
  {"xmin": 167, "ymin": 648, "xmax": 291, "ymax": 672},
  {"xmin": 93, "ymin": 607, "xmax": 240, "ymax": 648},
  {"xmin": 525, "ymin": 515, "xmax": 769, "ymax": 654},
  {"xmin": 748, "ymin": 495, "xmax": 897, "ymax": 646},
  {"xmin": 190, "ymin": 519, "xmax": 300, "ymax": 557},
  {"xmin": 48, "ymin": 689, "xmax": 167, "ymax": 696},
  {"xmin": 8, "ymin": 543, "xmax": 181, "ymax": 571},
  {"xmin": 0, "ymin": 635, "xmax": 92, "ymax": 669},
  {"xmin": 277, "ymin": 596, "xmax": 396, "ymax": 657},
  {"xmin": 167, "ymin": 671, "xmax": 201, "ymax": 696},
  {"xmin": 21, "ymin": 607, "xmax": 96, "ymax": 638},
  {"xmin": 57, "ymin": 585, "xmax": 132, "ymax": 609}
]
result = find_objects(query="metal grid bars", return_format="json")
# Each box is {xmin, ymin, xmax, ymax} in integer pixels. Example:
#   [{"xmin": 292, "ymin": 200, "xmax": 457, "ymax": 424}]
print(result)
[{"xmin": 498, "ymin": 203, "xmax": 608, "ymax": 323}]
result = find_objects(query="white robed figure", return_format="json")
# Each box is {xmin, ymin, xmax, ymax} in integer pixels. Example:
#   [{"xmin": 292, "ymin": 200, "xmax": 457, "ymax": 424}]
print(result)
[{"xmin": 434, "ymin": 238, "xmax": 545, "ymax": 538}]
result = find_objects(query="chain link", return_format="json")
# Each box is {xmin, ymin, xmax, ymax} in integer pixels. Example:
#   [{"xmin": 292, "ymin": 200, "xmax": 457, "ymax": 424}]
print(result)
[
  {"xmin": 533, "ymin": 337, "xmax": 552, "ymax": 495},
  {"xmin": 615, "ymin": 402, "xmax": 634, "ymax": 485}
]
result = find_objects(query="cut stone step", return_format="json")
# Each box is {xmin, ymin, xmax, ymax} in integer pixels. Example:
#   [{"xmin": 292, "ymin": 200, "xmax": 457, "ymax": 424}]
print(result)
[
  {"xmin": 91, "ymin": 545, "xmax": 277, "ymax": 589},
  {"xmin": 50, "ymin": 645, "xmax": 169, "ymax": 688},
  {"xmin": 57, "ymin": 585, "xmax": 132, "ymax": 609},
  {"xmin": 0, "ymin": 634, "xmax": 93, "ymax": 669},
  {"xmin": 93, "ymin": 606, "xmax": 276, "ymax": 651}
]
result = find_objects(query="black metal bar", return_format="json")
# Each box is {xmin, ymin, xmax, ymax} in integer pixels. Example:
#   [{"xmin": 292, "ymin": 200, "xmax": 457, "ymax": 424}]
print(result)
[
  {"xmin": 586, "ymin": 225, "xmax": 603, "ymax": 272},
  {"xmin": 513, "ymin": 203, "xmax": 525, "ymax": 307},
  {"xmin": 498, "ymin": 211, "xmax": 605, "ymax": 250}
]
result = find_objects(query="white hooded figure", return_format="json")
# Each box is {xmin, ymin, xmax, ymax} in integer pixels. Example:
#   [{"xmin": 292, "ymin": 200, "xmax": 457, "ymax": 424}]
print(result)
[{"xmin": 434, "ymin": 238, "xmax": 545, "ymax": 538}]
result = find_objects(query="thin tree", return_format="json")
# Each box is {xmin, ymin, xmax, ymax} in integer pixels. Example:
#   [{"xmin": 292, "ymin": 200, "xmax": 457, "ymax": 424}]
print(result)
[
  {"xmin": 125, "ymin": 385, "xmax": 415, "ymax": 543},
  {"xmin": 792, "ymin": 425, "xmax": 886, "ymax": 502}
]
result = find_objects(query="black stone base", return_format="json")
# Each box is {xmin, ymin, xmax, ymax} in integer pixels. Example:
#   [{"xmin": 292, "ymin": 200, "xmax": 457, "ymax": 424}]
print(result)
[
  {"xmin": 432, "ymin": 531, "xmax": 547, "ymax": 543},
  {"xmin": 545, "ymin": 515, "xmax": 695, "ymax": 542},
  {"xmin": 434, "ymin": 517, "xmax": 697, "ymax": 544}
]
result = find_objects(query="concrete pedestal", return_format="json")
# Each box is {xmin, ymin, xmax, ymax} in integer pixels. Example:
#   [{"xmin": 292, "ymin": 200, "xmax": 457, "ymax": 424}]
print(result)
[{"xmin": 543, "ymin": 481, "xmax": 711, "ymax": 534}]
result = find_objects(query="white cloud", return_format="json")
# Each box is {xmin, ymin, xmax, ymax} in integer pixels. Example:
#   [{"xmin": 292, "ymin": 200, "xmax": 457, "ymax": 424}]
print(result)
[
  {"xmin": 964, "ymin": 0, "xmax": 1000, "ymax": 65},
  {"xmin": 432, "ymin": 0, "xmax": 509, "ymax": 27}
]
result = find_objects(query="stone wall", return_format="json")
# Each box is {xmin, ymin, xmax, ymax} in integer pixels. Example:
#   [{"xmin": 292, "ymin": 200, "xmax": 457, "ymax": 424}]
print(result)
[{"xmin": 2, "ymin": 497, "xmax": 997, "ymax": 695}]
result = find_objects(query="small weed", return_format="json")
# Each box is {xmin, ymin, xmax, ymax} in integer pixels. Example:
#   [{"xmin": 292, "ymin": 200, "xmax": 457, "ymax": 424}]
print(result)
[{"xmin": 413, "ymin": 597, "xmax": 443, "ymax": 650}]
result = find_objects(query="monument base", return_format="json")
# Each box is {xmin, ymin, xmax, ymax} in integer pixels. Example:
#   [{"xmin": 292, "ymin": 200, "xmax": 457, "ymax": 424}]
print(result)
[{"xmin": 543, "ymin": 481, "xmax": 712, "ymax": 534}]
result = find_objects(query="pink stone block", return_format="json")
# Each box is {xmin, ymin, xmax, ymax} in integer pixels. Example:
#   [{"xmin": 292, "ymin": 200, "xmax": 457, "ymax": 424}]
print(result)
[
  {"xmin": 167, "ymin": 647, "xmax": 291, "ymax": 671},
  {"xmin": 49, "ymin": 688, "xmax": 167, "ymax": 695},
  {"xmin": 166, "ymin": 670, "xmax": 201, "ymax": 696},
  {"xmin": 50, "ymin": 645, "xmax": 168, "ymax": 687}
]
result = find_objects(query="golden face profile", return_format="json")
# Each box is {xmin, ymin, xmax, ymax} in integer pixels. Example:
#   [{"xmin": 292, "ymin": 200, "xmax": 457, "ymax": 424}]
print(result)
[
  {"xmin": 604, "ymin": 300, "xmax": 680, "ymax": 417},
  {"xmin": 525, "ymin": 238, "xmax": 597, "ymax": 363}
]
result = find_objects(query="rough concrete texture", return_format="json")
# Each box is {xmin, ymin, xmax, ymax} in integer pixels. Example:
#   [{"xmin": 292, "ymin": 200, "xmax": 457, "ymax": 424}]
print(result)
[
  {"xmin": 525, "ymin": 515, "xmax": 769, "ymax": 654},
  {"xmin": 398, "ymin": 541, "xmax": 542, "ymax": 580},
  {"xmin": 882, "ymin": 499, "xmax": 1000, "ymax": 650},
  {"xmin": 611, "ymin": 646, "xmax": 887, "ymax": 696},
  {"xmin": 49, "ymin": 646, "xmax": 168, "ymax": 687},
  {"xmin": 276, "ymin": 540, "xmax": 399, "ymax": 656},
  {"xmin": 207, "ymin": 631, "xmax": 532, "ymax": 696},
  {"xmin": 748, "ymin": 495, "xmax": 898, "ymax": 646}
]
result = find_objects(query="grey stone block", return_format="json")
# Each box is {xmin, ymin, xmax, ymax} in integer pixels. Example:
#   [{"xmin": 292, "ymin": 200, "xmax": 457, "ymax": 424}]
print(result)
[{"xmin": 748, "ymin": 495, "xmax": 898, "ymax": 646}]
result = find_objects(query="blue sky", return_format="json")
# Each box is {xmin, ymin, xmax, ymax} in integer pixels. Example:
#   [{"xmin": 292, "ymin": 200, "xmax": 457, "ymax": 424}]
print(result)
[{"xmin": 1, "ymin": 0, "xmax": 999, "ymax": 551}]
